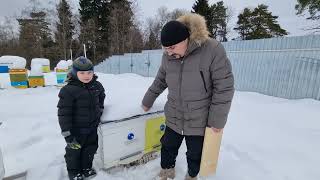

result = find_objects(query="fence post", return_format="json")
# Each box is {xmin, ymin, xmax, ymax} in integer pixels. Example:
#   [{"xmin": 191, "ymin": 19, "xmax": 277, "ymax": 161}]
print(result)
[
  {"xmin": 130, "ymin": 54, "xmax": 133, "ymax": 73},
  {"xmin": 118, "ymin": 56, "xmax": 120, "ymax": 74}
]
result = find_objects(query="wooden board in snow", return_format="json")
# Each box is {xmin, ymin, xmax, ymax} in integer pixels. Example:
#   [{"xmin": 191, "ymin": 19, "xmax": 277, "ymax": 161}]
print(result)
[{"xmin": 199, "ymin": 127, "xmax": 223, "ymax": 177}]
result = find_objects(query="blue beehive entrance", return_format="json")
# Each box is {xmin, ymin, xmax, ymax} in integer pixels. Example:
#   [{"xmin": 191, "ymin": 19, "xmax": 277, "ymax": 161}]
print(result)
[{"xmin": 0, "ymin": 66, "xmax": 9, "ymax": 73}]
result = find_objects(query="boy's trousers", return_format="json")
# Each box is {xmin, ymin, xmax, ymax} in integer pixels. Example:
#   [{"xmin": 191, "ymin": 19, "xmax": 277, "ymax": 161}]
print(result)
[
  {"xmin": 160, "ymin": 127, "xmax": 204, "ymax": 177},
  {"xmin": 64, "ymin": 129, "xmax": 98, "ymax": 175}
]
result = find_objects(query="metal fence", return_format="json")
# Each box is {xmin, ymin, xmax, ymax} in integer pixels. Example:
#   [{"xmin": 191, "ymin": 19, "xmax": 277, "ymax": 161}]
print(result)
[{"xmin": 95, "ymin": 35, "xmax": 320, "ymax": 100}]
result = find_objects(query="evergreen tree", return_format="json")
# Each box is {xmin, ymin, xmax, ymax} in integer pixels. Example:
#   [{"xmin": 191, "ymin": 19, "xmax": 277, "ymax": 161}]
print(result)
[
  {"xmin": 79, "ymin": 0, "xmax": 111, "ymax": 62},
  {"xmin": 234, "ymin": 8, "xmax": 252, "ymax": 40},
  {"xmin": 55, "ymin": 0, "xmax": 74, "ymax": 60},
  {"xmin": 108, "ymin": 0, "xmax": 134, "ymax": 55},
  {"xmin": 296, "ymin": 0, "xmax": 320, "ymax": 20},
  {"xmin": 192, "ymin": 0, "xmax": 230, "ymax": 41},
  {"xmin": 209, "ymin": 1, "xmax": 228, "ymax": 41},
  {"xmin": 17, "ymin": 11, "xmax": 54, "ymax": 67},
  {"xmin": 192, "ymin": 0, "xmax": 213, "ymax": 36},
  {"xmin": 234, "ymin": 4, "xmax": 288, "ymax": 40},
  {"xmin": 295, "ymin": 0, "xmax": 320, "ymax": 31}
]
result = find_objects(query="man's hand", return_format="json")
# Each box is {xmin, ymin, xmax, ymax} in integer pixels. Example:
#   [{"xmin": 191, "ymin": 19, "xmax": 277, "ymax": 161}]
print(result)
[
  {"xmin": 211, "ymin": 127, "xmax": 223, "ymax": 133},
  {"xmin": 141, "ymin": 104, "xmax": 150, "ymax": 112}
]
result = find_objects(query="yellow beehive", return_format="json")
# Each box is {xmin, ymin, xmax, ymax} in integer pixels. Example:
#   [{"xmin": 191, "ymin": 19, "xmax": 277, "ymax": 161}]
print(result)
[
  {"xmin": 28, "ymin": 76, "xmax": 45, "ymax": 87},
  {"xmin": 9, "ymin": 69, "xmax": 28, "ymax": 89}
]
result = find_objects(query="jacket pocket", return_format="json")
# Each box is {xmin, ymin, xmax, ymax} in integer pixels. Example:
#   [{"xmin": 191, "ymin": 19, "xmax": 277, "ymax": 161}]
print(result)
[
  {"xmin": 187, "ymin": 98, "xmax": 211, "ymax": 111},
  {"xmin": 200, "ymin": 71, "xmax": 208, "ymax": 93},
  {"xmin": 188, "ymin": 108, "xmax": 208, "ymax": 128},
  {"xmin": 190, "ymin": 118, "xmax": 207, "ymax": 128},
  {"xmin": 164, "ymin": 103, "xmax": 176, "ymax": 125}
]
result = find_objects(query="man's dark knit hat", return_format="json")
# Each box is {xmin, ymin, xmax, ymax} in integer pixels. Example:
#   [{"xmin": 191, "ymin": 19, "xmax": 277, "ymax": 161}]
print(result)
[{"xmin": 161, "ymin": 20, "xmax": 190, "ymax": 47}]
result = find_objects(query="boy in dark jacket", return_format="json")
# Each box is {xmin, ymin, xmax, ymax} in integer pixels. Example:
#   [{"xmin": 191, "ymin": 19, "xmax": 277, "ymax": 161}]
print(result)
[{"xmin": 57, "ymin": 56, "xmax": 106, "ymax": 180}]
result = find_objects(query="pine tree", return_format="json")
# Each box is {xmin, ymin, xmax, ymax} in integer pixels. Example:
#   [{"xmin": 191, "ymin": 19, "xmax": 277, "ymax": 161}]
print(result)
[
  {"xmin": 209, "ymin": 1, "xmax": 228, "ymax": 41},
  {"xmin": 234, "ymin": 8, "xmax": 252, "ymax": 40},
  {"xmin": 192, "ymin": 0, "xmax": 211, "ymax": 16},
  {"xmin": 296, "ymin": 0, "xmax": 320, "ymax": 20},
  {"xmin": 55, "ymin": 0, "xmax": 74, "ymax": 60},
  {"xmin": 107, "ymin": 0, "xmax": 135, "ymax": 55},
  {"xmin": 192, "ymin": 0, "xmax": 213, "ymax": 36},
  {"xmin": 79, "ymin": 0, "xmax": 111, "ymax": 62},
  {"xmin": 192, "ymin": 0, "xmax": 230, "ymax": 41},
  {"xmin": 295, "ymin": 0, "xmax": 320, "ymax": 31},
  {"xmin": 17, "ymin": 11, "xmax": 54, "ymax": 67},
  {"xmin": 234, "ymin": 4, "xmax": 288, "ymax": 40}
]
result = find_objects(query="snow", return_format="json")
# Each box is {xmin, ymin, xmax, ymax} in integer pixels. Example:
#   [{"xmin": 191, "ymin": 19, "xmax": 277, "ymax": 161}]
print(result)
[
  {"xmin": 0, "ymin": 73, "xmax": 10, "ymax": 89},
  {"xmin": 30, "ymin": 64, "xmax": 43, "ymax": 76},
  {"xmin": 0, "ymin": 56, "xmax": 26, "ymax": 69},
  {"xmin": 0, "ymin": 72, "xmax": 319, "ymax": 180},
  {"xmin": 56, "ymin": 60, "xmax": 69, "ymax": 70},
  {"xmin": 31, "ymin": 58, "xmax": 50, "ymax": 66},
  {"xmin": 100, "ymin": 73, "xmax": 167, "ymax": 121},
  {"xmin": 66, "ymin": 60, "xmax": 73, "ymax": 67}
]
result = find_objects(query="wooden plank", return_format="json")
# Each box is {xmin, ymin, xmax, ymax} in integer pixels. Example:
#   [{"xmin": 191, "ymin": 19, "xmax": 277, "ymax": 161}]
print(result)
[
  {"xmin": 3, "ymin": 171, "xmax": 27, "ymax": 180},
  {"xmin": 199, "ymin": 127, "xmax": 223, "ymax": 177}
]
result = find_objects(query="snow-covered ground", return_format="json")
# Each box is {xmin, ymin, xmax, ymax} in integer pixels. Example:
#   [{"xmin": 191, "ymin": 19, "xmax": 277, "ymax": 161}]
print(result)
[{"xmin": 0, "ymin": 72, "xmax": 320, "ymax": 180}]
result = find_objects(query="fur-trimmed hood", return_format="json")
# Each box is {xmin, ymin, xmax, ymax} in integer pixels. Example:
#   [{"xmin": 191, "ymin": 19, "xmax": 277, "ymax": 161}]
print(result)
[{"xmin": 177, "ymin": 13, "xmax": 210, "ymax": 46}]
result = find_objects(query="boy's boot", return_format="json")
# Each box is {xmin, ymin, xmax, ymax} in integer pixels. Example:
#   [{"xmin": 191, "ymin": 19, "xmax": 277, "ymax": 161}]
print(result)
[
  {"xmin": 82, "ymin": 168, "xmax": 97, "ymax": 179},
  {"xmin": 68, "ymin": 173, "xmax": 84, "ymax": 180}
]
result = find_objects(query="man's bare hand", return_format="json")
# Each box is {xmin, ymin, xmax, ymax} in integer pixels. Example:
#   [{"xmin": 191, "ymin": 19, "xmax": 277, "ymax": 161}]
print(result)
[
  {"xmin": 211, "ymin": 127, "xmax": 223, "ymax": 133},
  {"xmin": 141, "ymin": 105, "xmax": 150, "ymax": 112}
]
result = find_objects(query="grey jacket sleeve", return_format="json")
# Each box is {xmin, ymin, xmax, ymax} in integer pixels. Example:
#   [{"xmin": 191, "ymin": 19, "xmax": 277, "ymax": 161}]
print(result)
[
  {"xmin": 142, "ymin": 56, "xmax": 168, "ymax": 108},
  {"xmin": 208, "ymin": 43, "xmax": 235, "ymax": 129}
]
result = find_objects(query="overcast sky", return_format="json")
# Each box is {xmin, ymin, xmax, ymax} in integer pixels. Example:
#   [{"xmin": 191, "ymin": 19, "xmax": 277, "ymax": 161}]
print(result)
[{"xmin": 0, "ymin": 0, "xmax": 317, "ymax": 38}]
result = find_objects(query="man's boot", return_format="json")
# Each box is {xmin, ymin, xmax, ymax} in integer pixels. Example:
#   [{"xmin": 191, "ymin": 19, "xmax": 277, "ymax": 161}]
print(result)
[
  {"xmin": 185, "ymin": 173, "xmax": 197, "ymax": 180},
  {"xmin": 157, "ymin": 168, "xmax": 175, "ymax": 180}
]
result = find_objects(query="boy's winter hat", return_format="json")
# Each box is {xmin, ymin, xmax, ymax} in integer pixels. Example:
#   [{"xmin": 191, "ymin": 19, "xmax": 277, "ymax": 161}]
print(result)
[
  {"xmin": 71, "ymin": 56, "xmax": 94, "ymax": 76},
  {"xmin": 161, "ymin": 20, "xmax": 190, "ymax": 47}
]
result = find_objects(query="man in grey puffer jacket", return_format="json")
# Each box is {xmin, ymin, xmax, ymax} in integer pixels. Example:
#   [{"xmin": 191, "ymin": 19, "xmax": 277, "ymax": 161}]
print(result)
[{"xmin": 142, "ymin": 13, "xmax": 234, "ymax": 180}]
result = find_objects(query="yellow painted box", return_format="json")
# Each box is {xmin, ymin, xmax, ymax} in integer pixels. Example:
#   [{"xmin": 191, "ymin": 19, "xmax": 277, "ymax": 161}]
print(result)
[
  {"xmin": 144, "ymin": 116, "xmax": 166, "ymax": 153},
  {"xmin": 28, "ymin": 76, "xmax": 45, "ymax": 87},
  {"xmin": 9, "ymin": 69, "xmax": 28, "ymax": 89},
  {"xmin": 42, "ymin": 65, "xmax": 50, "ymax": 73}
]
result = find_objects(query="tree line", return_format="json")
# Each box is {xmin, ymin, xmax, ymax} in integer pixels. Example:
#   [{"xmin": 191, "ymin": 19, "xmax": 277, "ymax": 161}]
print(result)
[{"xmin": 0, "ymin": 0, "xmax": 318, "ymax": 68}]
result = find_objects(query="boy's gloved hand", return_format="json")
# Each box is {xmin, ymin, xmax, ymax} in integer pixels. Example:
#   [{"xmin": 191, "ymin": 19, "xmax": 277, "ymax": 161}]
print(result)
[
  {"xmin": 62, "ymin": 131, "xmax": 81, "ymax": 150},
  {"xmin": 66, "ymin": 136, "xmax": 81, "ymax": 150}
]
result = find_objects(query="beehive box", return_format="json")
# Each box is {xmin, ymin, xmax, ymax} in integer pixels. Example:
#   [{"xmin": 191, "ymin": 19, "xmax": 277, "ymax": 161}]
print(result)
[
  {"xmin": 28, "ymin": 76, "xmax": 45, "ymax": 87},
  {"xmin": 42, "ymin": 65, "xmax": 50, "ymax": 73},
  {"xmin": 56, "ymin": 69, "xmax": 68, "ymax": 85},
  {"xmin": 0, "ymin": 65, "xmax": 9, "ymax": 73},
  {"xmin": 97, "ymin": 111, "xmax": 165, "ymax": 170},
  {"xmin": 9, "ymin": 69, "xmax": 28, "ymax": 89},
  {"xmin": 31, "ymin": 58, "xmax": 50, "ymax": 73}
]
